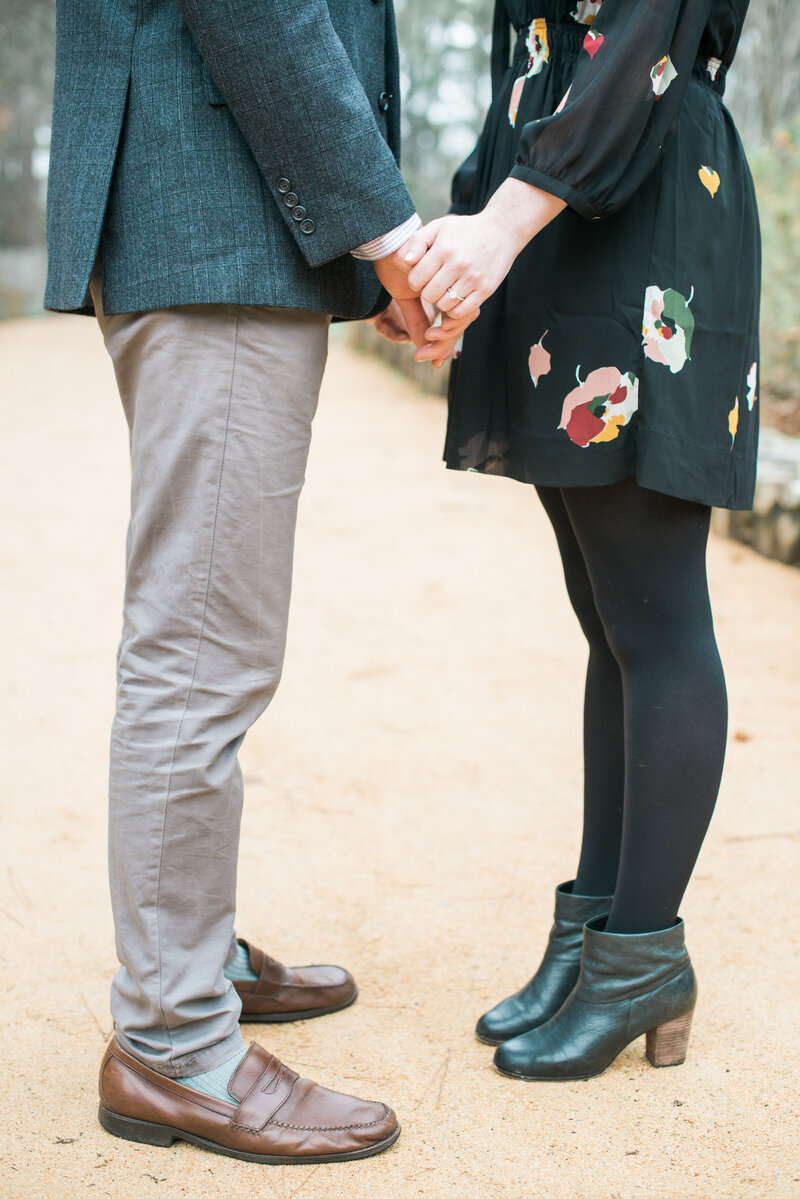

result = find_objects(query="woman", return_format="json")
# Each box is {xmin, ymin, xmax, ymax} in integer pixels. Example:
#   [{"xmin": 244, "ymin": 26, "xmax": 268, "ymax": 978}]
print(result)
[{"xmin": 403, "ymin": 0, "xmax": 759, "ymax": 1081}]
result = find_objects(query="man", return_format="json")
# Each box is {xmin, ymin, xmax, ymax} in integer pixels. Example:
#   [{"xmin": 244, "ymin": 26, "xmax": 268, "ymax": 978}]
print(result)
[{"xmin": 45, "ymin": 0, "xmax": 430, "ymax": 1165}]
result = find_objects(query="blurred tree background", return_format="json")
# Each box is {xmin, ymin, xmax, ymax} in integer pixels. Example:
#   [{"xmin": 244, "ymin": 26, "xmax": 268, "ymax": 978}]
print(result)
[{"xmin": 0, "ymin": 0, "xmax": 797, "ymax": 425}]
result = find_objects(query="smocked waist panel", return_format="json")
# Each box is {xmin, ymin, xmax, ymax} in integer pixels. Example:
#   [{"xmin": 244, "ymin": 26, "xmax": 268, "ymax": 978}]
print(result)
[{"xmin": 511, "ymin": 19, "xmax": 728, "ymax": 95}]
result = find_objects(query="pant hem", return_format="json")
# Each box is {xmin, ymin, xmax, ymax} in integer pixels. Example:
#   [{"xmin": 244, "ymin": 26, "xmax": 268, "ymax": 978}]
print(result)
[{"xmin": 114, "ymin": 1025, "xmax": 246, "ymax": 1080}]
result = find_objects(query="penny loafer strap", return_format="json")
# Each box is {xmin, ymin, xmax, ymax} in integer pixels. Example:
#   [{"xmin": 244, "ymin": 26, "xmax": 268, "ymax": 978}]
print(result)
[{"xmin": 228, "ymin": 1048, "xmax": 298, "ymax": 1132}]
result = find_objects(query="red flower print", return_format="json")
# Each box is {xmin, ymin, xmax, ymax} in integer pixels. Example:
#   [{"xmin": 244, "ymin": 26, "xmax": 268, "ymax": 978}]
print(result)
[{"xmin": 583, "ymin": 30, "xmax": 604, "ymax": 59}]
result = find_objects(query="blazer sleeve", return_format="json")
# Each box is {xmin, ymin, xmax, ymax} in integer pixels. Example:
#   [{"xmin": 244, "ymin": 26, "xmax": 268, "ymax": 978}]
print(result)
[
  {"xmin": 509, "ymin": 0, "xmax": 715, "ymax": 220},
  {"xmin": 174, "ymin": 0, "xmax": 417, "ymax": 266}
]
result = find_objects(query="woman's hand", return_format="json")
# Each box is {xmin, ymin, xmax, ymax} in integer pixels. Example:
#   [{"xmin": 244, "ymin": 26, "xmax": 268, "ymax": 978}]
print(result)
[{"xmin": 403, "ymin": 179, "xmax": 567, "ymax": 356}]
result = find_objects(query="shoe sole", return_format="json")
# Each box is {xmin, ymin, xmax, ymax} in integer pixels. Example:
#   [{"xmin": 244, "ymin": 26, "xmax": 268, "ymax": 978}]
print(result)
[
  {"xmin": 238, "ymin": 989, "xmax": 358, "ymax": 1024},
  {"xmin": 475, "ymin": 1031, "xmax": 504, "ymax": 1046},
  {"xmin": 493, "ymin": 1044, "xmax": 689, "ymax": 1083},
  {"xmin": 493, "ymin": 1060, "xmax": 603, "ymax": 1082},
  {"xmin": 98, "ymin": 1104, "xmax": 400, "ymax": 1163}
]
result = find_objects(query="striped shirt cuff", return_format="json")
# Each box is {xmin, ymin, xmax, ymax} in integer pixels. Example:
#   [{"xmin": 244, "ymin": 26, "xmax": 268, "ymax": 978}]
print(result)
[{"xmin": 350, "ymin": 213, "xmax": 422, "ymax": 260}]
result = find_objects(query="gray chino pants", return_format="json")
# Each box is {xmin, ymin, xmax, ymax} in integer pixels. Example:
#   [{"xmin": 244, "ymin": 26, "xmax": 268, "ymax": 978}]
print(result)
[{"xmin": 91, "ymin": 271, "xmax": 330, "ymax": 1077}]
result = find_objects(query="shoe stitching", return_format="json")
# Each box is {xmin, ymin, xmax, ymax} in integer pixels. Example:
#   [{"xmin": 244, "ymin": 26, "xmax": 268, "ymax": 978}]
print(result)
[
  {"xmin": 269, "ymin": 1105, "xmax": 391, "ymax": 1132},
  {"xmin": 228, "ymin": 1046, "xmax": 259, "ymax": 1096}
]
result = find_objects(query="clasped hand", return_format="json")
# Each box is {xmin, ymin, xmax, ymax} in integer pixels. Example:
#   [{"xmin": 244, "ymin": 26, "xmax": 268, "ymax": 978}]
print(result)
[
  {"xmin": 372, "ymin": 207, "xmax": 517, "ymax": 369},
  {"xmin": 369, "ymin": 180, "xmax": 566, "ymax": 368}
]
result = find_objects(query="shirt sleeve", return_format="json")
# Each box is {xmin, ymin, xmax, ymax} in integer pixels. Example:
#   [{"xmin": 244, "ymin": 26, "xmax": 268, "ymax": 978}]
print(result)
[
  {"xmin": 510, "ymin": 0, "xmax": 715, "ymax": 220},
  {"xmin": 351, "ymin": 213, "xmax": 422, "ymax": 260}
]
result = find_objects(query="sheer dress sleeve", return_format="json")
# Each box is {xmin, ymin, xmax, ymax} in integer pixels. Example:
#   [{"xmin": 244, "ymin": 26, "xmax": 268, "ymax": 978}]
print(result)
[{"xmin": 510, "ymin": 0, "xmax": 715, "ymax": 219}]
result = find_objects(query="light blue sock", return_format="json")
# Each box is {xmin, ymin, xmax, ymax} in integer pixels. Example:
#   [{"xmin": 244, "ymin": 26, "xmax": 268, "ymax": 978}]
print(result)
[
  {"xmin": 223, "ymin": 942, "xmax": 258, "ymax": 982},
  {"xmin": 179, "ymin": 1046, "xmax": 248, "ymax": 1103}
]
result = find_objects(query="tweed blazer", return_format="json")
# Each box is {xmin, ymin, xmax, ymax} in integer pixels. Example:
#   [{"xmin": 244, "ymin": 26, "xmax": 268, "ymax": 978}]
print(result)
[{"xmin": 45, "ymin": 0, "xmax": 416, "ymax": 318}]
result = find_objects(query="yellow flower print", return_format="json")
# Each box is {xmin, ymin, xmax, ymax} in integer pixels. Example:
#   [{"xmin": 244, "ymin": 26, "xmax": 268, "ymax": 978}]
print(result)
[
  {"xmin": 525, "ymin": 18, "xmax": 550, "ymax": 77},
  {"xmin": 698, "ymin": 166, "xmax": 721, "ymax": 197},
  {"xmin": 729, "ymin": 397, "xmax": 739, "ymax": 448}
]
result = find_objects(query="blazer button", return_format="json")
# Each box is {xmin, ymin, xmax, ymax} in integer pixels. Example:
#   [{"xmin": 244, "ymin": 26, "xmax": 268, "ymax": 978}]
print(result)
[
  {"xmin": 292, "ymin": 206, "xmax": 307, "ymax": 221},
  {"xmin": 284, "ymin": 192, "xmax": 299, "ymax": 207},
  {"xmin": 300, "ymin": 218, "xmax": 316, "ymax": 235},
  {"xmin": 378, "ymin": 91, "xmax": 392, "ymax": 113},
  {"xmin": 277, "ymin": 178, "xmax": 291, "ymax": 193}
]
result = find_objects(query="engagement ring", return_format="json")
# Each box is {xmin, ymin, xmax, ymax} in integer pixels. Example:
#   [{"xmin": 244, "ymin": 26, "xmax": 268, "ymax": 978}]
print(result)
[{"xmin": 447, "ymin": 287, "xmax": 464, "ymax": 303}]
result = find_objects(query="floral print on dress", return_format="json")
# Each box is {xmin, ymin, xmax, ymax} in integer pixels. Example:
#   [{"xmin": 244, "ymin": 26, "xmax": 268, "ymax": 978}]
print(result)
[
  {"xmin": 642, "ymin": 285, "xmax": 694, "ymax": 374},
  {"xmin": 528, "ymin": 331, "xmax": 551, "ymax": 386},
  {"xmin": 559, "ymin": 367, "xmax": 639, "ymax": 447},
  {"xmin": 651, "ymin": 55, "xmax": 678, "ymax": 97},
  {"xmin": 729, "ymin": 396, "xmax": 739, "ymax": 447},
  {"xmin": 508, "ymin": 18, "xmax": 551, "ymax": 126},
  {"xmin": 526, "ymin": 19, "xmax": 551, "ymax": 77},
  {"xmin": 583, "ymin": 30, "xmax": 604, "ymax": 59},
  {"xmin": 571, "ymin": 1, "xmax": 602, "ymax": 25},
  {"xmin": 698, "ymin": 165, "xmax": 721, "ymax": 197},
  {"xmin": 746, "ymin": 361, "xmax": 758, "ymax": 410},
  {"xmin": 508, "ymin": 76, "xmax": 525, "ymax": 127}
]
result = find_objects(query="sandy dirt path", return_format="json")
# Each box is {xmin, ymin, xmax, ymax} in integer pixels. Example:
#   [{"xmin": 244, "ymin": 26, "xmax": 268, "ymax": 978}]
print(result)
[{"xmin": 1, "ymin": 315, "xmax": 798, "ymax": 1199}]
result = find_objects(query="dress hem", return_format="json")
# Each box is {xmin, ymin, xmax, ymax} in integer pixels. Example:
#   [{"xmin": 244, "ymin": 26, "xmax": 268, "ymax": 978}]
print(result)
[{"xmin": 443, "ymin": 423, "xmax": 756, "ymax": 511}]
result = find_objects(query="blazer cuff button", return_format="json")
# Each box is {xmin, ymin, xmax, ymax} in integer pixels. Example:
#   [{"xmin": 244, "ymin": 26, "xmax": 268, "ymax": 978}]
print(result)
[
  {"xmin": 300, "ymin": 219, "xmax": 316, "ymax": 235},
  {"xmin": 277, "ymin": 178, "xmax": 291, "ymax": 193},
  {"xmin": 292, "ymin": 206, "xmax": 307, "ymax": 221},
  {"xmin": 284, "ymin": 192, "xmax": 299, "ymax": 207}
]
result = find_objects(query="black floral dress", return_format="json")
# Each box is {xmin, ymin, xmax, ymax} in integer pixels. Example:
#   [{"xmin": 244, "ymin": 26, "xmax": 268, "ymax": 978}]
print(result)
[{"xmin": 445, "ymin": 0, "xmax": 760, "ymax": 509}]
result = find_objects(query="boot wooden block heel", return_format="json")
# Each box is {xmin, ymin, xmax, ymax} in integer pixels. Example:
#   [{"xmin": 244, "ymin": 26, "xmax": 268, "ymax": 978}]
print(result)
[{"xmin": 645, "ymin": 1008, "xmax": 694, "ymax": 1067}]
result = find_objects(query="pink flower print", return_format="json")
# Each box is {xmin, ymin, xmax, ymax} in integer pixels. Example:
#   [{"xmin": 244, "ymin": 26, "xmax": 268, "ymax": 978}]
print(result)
[
  {"xmin": 508, "ymin": 76, "xmax": 525, "ymax": 127},
  {"xmin": 528, "ymin": 331, "xmax": 551, "ymax": 386},
  {"xmin": 746, "ymin": 361, "xmax": 758, "ymax": 410},
  {"xmin": 555, "ymin": 85, "xmax": 573, "ymax": 114},
  {"xmin": 583, "ymin": 30, "xmax": 604, "ymax": 59},
  {"xmin": 559, "ymin": 367, "xmax": 639, "ymax": 448},
  {"xmin": 524, "ymin": 19, "xmax": 550, "ymax": 77},
  {"xmin": 650, "ymin": 55, "xmax": 677, "ymax": 98},
  {"xmin": 642, "ymin": 285, "xmax": 694, "ymax": 374},
  {"xmin": 571, "ymin": 0, "xmax": 602, "ymax": 24}
]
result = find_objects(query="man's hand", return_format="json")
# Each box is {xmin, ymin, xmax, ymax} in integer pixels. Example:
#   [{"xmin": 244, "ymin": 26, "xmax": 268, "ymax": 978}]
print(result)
[
  {"xmin": 369, "ymin": 299, "xmax": 413, "ymax": 344},
  {"xmin": 372, "ymin": 247, "xmax": 432, "ymax": 350}
]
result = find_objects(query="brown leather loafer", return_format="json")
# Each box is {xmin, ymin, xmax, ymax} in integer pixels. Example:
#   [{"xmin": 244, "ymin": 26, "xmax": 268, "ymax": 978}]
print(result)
[
  {"xmin": 98, "ymin": 1038, "xmax": 400, "ymax": 1164},
  {"xmin": 233, "ymin": 939, "xmax": 357, "ymax": 1023}
]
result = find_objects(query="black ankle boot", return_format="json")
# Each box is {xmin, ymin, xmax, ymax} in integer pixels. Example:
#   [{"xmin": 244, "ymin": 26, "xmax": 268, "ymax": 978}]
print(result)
[
  {"xmin": 493, "ymin": 916, "xmax": 697, "ymax": 1081},
  {"xmin": 475, "ymin": 881, "xmax": 613, "ymax": 1045}
]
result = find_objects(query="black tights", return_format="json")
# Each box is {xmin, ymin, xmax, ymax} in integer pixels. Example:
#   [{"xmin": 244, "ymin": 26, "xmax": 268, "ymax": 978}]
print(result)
[{"xmin": 536, "ymin": 477, "xmax": 727, "ymax": 934}]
